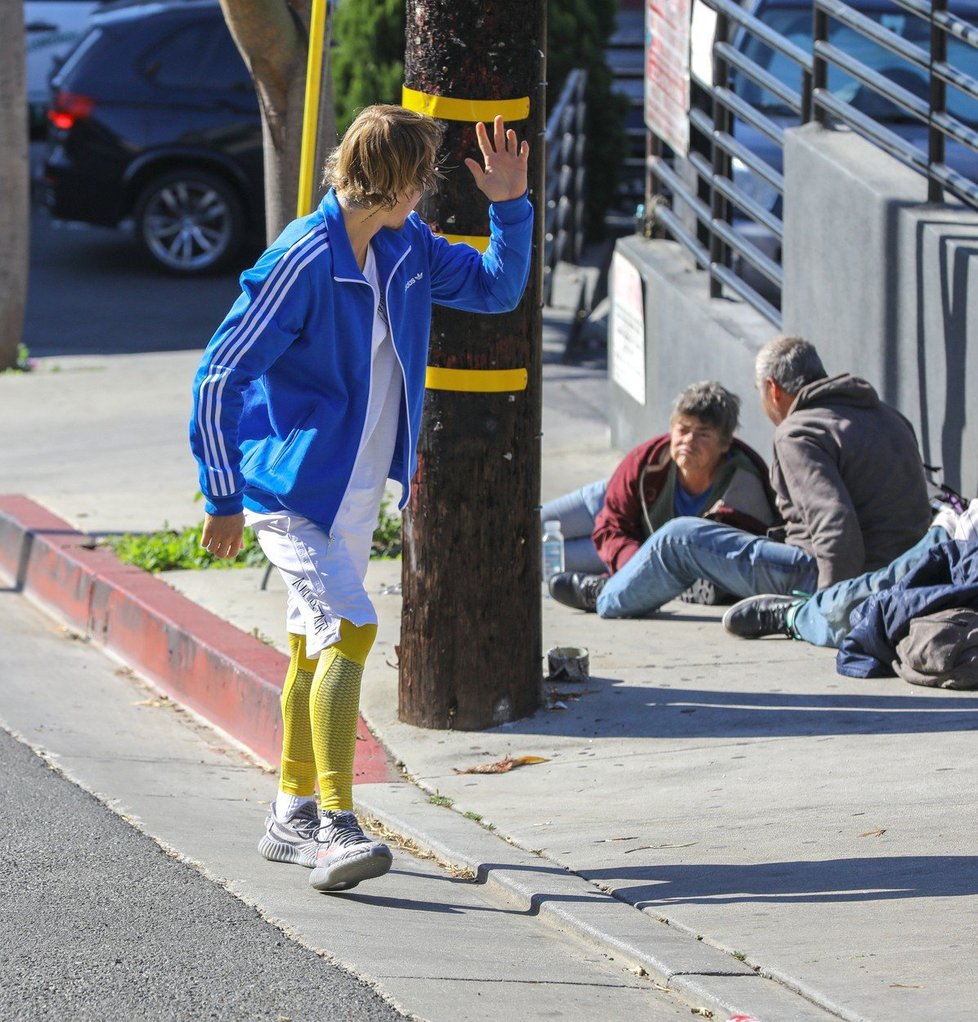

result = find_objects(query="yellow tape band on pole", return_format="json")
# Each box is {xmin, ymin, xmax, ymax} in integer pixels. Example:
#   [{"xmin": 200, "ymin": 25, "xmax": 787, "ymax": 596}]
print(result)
[
  {"xmin": 297, "ymin": 0, "xmax": 328, "ymax": 217},
  {"xmin": 426, "ymin": 367, "xmax": 528, "ymax": 392},
  {"xmin": 435, "ymin": 233, "xmax": 491, "ymax": 252},
  {"xmin": 402, "ymin": 86, "xmax": 530, "ymax": 123}
]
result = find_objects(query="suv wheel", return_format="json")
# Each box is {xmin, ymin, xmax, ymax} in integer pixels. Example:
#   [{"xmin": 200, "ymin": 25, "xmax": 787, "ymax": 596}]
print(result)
[{"xmin": 134, "ymin": 169, "xmax": 245, "ymax": 274}]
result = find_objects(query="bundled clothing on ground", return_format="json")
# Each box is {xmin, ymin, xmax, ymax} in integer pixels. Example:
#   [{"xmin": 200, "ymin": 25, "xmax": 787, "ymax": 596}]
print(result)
[
  {"xmin": 892, "ymin": 608, "xmax": 978, "ymax": 689},
  {"xmin": 592, "ymin": 434, "xmax": 777, "ymax": 573},
  {"xmin": 837, "ymin": 538, "xmax": 978, "ymax": 680},
  {"xmin": 771, "ymin": 373, "xmax": 931, "ymax": 588}
]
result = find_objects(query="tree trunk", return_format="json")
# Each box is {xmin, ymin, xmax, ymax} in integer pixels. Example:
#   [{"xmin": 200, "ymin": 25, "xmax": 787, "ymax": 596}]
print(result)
[
  {"xmin": 399, "ymin": 1, "xmax": 546, "ymax": 729},
  {"xmin": 0, "ymin": 0, "xmax": 29, "ymax": 371},
  {"xmin": 219, "ymin": 0, "xmax": 336, "ymax": 240}
]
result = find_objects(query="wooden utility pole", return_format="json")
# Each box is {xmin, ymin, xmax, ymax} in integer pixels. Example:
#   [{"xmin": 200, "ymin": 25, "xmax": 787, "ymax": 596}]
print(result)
[
  {"xmin": 0, "ymin": 0, "xmax": 28, "ymax": 371},
  {"xmin": 399, "ymin": 0, "xmax": 546, "ymax": 729}
]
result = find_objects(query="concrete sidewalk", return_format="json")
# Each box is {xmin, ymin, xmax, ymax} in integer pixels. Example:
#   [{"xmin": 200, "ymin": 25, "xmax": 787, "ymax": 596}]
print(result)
[{"xmin": 3, "ymin": 321, "xmax": 978, "ymax": 1021}]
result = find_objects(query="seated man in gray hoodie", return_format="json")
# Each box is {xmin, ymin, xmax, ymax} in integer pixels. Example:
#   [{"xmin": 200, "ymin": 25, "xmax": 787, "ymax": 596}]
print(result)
[
  {"xmin": 720, "ymin": 335, "xmax": 939, "ymax": 643},
  {"xmin": 552, "ymin": 335, "xmax": 933, "ymax": 620}
]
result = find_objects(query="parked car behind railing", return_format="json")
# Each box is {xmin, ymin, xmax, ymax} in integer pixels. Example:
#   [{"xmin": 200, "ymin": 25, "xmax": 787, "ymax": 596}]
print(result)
[
  {"xmin": 648, "ymin": 0, "xmax": 978, "ymax": 325},
  {"xmin": 809, "ymin": 0, "xmax": 978, "ymax": 205},
  {"xmin": 42, "ymin": 0, "xmax": 264, "ymax": 275}
]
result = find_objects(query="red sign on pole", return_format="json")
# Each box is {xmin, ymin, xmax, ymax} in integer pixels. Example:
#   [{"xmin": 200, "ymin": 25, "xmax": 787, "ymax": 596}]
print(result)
[{"xmin": 645, "ymin": 0, "xmax": 692, "ymax": 155}]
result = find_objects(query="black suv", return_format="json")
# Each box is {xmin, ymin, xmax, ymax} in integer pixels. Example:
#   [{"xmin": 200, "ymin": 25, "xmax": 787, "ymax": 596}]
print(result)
[{"xmin": 43, "ymin": 0, "xmax": 263, "ymax": 274}]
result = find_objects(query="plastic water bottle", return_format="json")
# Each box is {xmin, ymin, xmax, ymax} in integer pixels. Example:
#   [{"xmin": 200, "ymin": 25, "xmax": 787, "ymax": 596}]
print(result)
[{"xmin": 541, "ymin": 520, "xmax": 565, "ymax": 590}]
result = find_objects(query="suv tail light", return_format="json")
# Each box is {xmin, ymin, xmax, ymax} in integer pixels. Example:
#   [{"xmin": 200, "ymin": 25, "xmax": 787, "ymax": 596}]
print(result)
[{"xmin": 47, "ymin": 90, "xmax": 96, "ymax": 130}]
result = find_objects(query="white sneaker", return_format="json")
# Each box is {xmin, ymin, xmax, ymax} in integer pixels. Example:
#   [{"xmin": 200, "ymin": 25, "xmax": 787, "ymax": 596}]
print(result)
[
  {"xmin": 309, "ymin": 810, "xmax": 393, "ymax": 892},
  {"xmin": 257, "ymin": 801, "xmax": 320, "ymax": 868}
]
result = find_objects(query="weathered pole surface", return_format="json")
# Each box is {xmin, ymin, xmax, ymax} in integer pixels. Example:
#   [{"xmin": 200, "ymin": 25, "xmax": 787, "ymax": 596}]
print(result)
[
  {"xmin": 0, "ymin": 0, "xmax": 28, "ymax": 371},
  {"xmin": 399, "ymin": 1, "xmax": 546, "ymax": 729}
]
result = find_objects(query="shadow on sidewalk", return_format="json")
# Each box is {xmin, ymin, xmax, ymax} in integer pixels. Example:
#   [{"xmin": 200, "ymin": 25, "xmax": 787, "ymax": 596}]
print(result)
[
  {"xmin": 506, "ymin": 680, "xmax": 978, "ymax": 739},
  {"xmin": 581, "ymin": 855, "xmax": 978, "ymax": 906}
]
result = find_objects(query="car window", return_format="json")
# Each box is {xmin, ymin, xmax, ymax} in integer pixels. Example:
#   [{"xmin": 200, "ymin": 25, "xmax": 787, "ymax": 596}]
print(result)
[
  {"xmin": 51, "ymin": 25, "xmax": 102, "ymax": 85},
  {"xmin": 733, "ymin": 9, "xmax": 810, "ymax": 112},
  {"xmin": 141, "ymin": 18, "xmax": 250, "ymax": 91}
]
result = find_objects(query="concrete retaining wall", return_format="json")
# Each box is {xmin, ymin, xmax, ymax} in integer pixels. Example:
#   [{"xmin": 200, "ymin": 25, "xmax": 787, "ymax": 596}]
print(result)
[
  {"xmin": 607, "ymin": 235, "xmax": 775, "ymax": 456},
  {"xmin": 783, "ymin": 123, "xmax": 978, "ymax": 497}
]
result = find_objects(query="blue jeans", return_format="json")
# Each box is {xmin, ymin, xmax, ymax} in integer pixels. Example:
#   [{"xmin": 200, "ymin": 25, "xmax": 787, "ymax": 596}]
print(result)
[
  {"xmin": 792, "ymin": 526, "xmax": 947, "ymax": 648},
  {"xmin": 541, "ymin": 479, "xmax": 608, "ymax": 574},
  {"xmin": 596, "ymin": 517, "xmax": 819, "ymax": 618}
]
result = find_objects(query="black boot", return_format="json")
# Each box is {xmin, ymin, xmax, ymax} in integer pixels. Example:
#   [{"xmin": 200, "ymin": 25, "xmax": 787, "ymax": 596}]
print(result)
[
  {"xmin": 722, "ymin": 594, "xmax": 801, "ymax": 639},
  {"xmin": 549, "ymin": 572, "xmax": 607, "ymax": 613}
]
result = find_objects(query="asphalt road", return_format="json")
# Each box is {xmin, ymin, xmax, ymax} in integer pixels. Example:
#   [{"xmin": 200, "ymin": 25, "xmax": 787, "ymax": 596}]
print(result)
[
  {"xmin": 0, "ymin": 724, "xmax": 407, "ymax": 1022},
  {"xmin": 24, "ymin": 204, "xmax": 250, "ymax": 358}
]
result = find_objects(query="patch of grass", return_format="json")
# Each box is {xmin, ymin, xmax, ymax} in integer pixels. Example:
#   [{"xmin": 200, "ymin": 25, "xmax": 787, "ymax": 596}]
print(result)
[
  {"xmin": 106, "ymin": 497, "xmax": 402, "ymax": 574},
  {"xmin": 464, "ymin": 811, "xmax": 483, "ymax": 823},
  {"xmin": 250, "ymin": 627, "xmax": 276, "ymax": 646},
  {"xmin": 371, "ymin": 496, "xmax": 402, "ymax": 559},
  {"xmin": 104, "ymin": 523, "xmax": 267, "ymax": 573},
  {"xmin": 428, "ymin": 791, "xmax": 454, "ymax": 808},
  {"xmin": 2, "ymin": 343, "xmax": 37, "ymax": 374}
]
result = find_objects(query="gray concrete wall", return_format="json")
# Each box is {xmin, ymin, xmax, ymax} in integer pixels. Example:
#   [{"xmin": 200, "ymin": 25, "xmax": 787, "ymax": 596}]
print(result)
[
  {"xmin": 608, "ymin": 235, "xmax": 777, "ymax": 458},
  {"xmin": 783, "ymin": 123, "xmax": 978, "ymax": 497}
]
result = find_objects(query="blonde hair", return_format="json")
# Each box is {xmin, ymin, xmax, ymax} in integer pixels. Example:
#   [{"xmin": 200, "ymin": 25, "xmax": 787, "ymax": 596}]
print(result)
[{"xmin": 323, "ymin": 104, "xmax": 444, "ymax": 210}]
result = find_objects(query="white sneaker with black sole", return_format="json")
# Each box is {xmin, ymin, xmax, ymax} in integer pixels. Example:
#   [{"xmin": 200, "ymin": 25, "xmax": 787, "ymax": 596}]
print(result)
[
  {"xmin": 257, "ymin": 801, "xmax": 320, "ymax": 868},
  {"xmin": 309, "ymin": 810, "xmax": 393, "ymax": 892}
]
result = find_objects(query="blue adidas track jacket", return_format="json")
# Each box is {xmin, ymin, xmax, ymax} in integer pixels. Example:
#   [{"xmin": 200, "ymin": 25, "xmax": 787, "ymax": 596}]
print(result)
[{"xmin": 190, "ymin": 188, "xmax": 533, "ymax": 531}]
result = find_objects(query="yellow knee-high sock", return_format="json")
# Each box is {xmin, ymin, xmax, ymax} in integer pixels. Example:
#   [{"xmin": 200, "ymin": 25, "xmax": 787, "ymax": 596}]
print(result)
[
  {"xmin": 310, "ymin": 619, "xmax": 377, "ymax": 812},
  {"xmin": 278, "ymin": 633, "xmax": 318, "ymax": 796}
]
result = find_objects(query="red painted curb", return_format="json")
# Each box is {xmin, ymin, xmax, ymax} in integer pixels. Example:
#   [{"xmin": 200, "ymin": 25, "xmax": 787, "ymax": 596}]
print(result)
[{"xmin": 0, "ymin": 495, "xmax": 396, "ymax": 785}]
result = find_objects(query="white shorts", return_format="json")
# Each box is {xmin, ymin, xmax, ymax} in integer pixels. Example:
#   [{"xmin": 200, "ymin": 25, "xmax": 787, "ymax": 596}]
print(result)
[{"xmin": 245, "ymin": 490, "xmax": 386, "ymax": 656}]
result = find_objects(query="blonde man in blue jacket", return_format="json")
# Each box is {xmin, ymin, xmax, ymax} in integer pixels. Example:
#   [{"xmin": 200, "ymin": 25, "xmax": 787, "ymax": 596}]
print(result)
[{"xmin": 190, "ymin": 105, "xmax": 531, "ymax": 893}]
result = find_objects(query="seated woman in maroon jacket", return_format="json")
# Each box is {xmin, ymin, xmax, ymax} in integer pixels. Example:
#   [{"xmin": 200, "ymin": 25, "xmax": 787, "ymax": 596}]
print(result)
[{"xmin": 543, "ymin": 381, "xmax": 777, "ymax": 609}]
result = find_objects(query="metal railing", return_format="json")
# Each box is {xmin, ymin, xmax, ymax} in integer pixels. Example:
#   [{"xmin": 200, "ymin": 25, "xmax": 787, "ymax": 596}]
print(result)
[
  {"xmin": 543, "ymin": 68, "xmax": 587, "ymax": 304},
  {"xmin": 812, "ymin": 0, "xmax": 978, "ymax": 206},
  {"xmin": 647, "ymin": 0, "xmax": 811, "ymax": 325},
  {"xmin": 644, "ymin": 0, "xmax": 978, "ymax": 328}
]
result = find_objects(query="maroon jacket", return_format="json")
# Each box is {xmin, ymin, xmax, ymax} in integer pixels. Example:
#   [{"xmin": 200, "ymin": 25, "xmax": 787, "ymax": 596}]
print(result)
[{"xmin": 592, "ymin": 434, "xmax": 777, "ymax": 573}]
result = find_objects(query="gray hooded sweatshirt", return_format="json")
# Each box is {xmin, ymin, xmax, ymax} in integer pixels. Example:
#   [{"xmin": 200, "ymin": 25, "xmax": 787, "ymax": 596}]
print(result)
[{"xmin": 771, "ymin": 373, "xmax": 931, "ymax": 588}]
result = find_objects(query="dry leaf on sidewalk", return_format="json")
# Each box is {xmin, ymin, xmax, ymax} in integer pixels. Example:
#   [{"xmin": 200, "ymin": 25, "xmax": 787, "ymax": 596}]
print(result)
[
  {"xmin": 859, "ymin": 827, "xmax": 887, "ymax": 837},
  {"xmin": 454, "ymin": 755, "xmax": 550, "ymax": 775}
]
